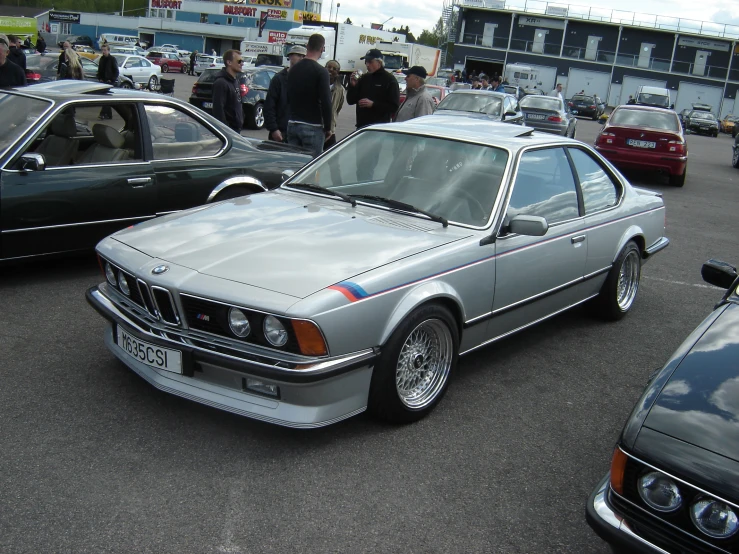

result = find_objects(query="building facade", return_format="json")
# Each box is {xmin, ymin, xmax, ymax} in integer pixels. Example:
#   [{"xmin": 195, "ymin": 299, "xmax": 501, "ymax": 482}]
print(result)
[{"xmin": 447, "ymin": 0, "xmax": 739, "ymax": 116}]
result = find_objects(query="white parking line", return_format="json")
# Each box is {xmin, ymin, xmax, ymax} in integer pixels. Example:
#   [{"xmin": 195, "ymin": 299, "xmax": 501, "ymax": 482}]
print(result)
[{"xmin": 643, "ymin": 276, "xmax": 721, "ymax": 290}]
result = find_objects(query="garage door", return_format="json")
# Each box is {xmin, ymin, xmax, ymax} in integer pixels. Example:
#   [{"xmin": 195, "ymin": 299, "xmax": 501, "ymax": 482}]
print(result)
[
  {"xmin": 620, "ymin": 76, "xmax": 667, "ymax": 105},
  {"xmin": 565, "ymin": 69, "xmax": 611, "ymax": 102},
  {"xmin": 674, "ymin": 82, "xmax": 724, "ymax": 115}
]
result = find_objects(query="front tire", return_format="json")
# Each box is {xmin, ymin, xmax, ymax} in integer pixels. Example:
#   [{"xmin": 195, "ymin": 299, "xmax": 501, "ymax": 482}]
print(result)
[
  {"xmin": 161, "ymin": 64, "xmax": 169, "ymax": 73},
  {"xmin": 670, "ymin": 164, "xmax": 687, "ymax": 187},
  {"xmin": 593, "ymin": 241, "xmax": 641, "ymax": 320},
  {"xmin": 732, "ymin": 147, "xmax": 739, "ymax": 168},
  {"xmin": 245, "ymin": 102, "xmax": 264, "ymax": 130},
  {"xmin": 368, "ymin": 303, "xmax": 459, "ymax": 423},
  {"xmin": 148, "ymin": 74, "xmax": 159, "ymax": 90}
]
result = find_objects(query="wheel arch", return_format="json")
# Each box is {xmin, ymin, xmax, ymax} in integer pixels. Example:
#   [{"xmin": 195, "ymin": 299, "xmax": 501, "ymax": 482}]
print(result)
[
  {"xmin": 206, "ymin": 175, "xmax": 267, "ymax": 203},
  {"xmin": 614, "ymin": 225, "xmax": 645, "ymax": 261}
]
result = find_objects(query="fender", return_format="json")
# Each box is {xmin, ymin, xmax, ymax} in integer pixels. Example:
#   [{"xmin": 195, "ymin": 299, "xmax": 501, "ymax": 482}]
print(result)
[
  {"xmin": 207, "ymin": 176, "xmax": 266, "ymax": 203},
  {"xmin": 379, "ymin": 281, "xmax": 466, "ymax": 346},
  {"xmin": 613, "ymin": 224, "xmax": 645, "ymax": 262}
]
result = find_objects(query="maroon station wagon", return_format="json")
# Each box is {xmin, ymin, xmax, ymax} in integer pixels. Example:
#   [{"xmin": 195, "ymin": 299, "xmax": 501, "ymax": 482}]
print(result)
[
  {"xmin": 146, "ymin": 51, "xmax": 187, "ymax": 73},
  {"xmin": 595, "ymin": 105, "xmax": 688, "ymax": 187}
]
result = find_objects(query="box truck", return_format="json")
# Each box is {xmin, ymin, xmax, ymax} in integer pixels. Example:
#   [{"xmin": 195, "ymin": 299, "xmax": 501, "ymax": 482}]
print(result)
[
  {"xmin": 377, "ymin": 42, "xmax": 441, "ymax": 77},
  {"xmin": 239, "ymin": 40, "xmax": 284, "ymax": 67}
]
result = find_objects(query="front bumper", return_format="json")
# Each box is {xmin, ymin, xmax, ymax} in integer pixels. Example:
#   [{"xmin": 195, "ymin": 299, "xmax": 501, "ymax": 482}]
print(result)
[
  {"xmin": 87, "ymin": 286, "xmax": 378, "ymax": 428},
  {"xmin": 586, "ymin": 474, "xmax": 669, "ymax": 553}
]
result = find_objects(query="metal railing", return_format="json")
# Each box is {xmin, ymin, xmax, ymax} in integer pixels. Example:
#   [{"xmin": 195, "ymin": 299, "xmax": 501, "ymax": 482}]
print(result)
[
  {"xmin": 614, "ymin": 53, "xmax": 671, "ymax": 72},
  {"xmin": 670, "ymin": 61, "xmax": 728, "ymax": 80},
  {"xmin": 509, "ymin": 38, "xmax": 561, "ymax": 55},
  {"xmin": 461, "ymin": 33, "xmax": 511, "ymax": 48},
  {"xmin": 561, "ymin": 45, "xmax": 615, "ymax": 64}
]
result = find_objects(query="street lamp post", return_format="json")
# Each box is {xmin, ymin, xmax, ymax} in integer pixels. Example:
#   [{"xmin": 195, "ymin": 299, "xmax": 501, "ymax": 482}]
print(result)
[
  {"xmin": 379, "ymin": 16, "xmax": 393, "ymax": 30},
  {"xmin": 335, "ymin": 3, "xmax": 340, "ymax": 22}
]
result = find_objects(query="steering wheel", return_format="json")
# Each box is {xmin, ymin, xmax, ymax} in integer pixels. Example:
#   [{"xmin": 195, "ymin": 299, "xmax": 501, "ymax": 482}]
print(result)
[{"xmin": 432, "ymin": 187, "xmax": 487, "ymax": 223}]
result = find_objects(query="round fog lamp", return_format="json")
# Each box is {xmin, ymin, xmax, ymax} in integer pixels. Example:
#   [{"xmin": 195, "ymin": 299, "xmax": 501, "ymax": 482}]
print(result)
[
  {"xmin": 264, "ymin": 315, "xmax": 288, "ymax": 347},
  {"xmin": 638, "ymin": 471, "xmax": 682, "ymax": 512},
  {"xmin": 105, "ymin": 262, "xmax": 117, "ymax": 286},
  {"xmin": 118, "ymin": 273, "xmax": 131, "ymax": 296},
  {"xmin": 691, "ymin": 499, "xmax": 739, "ymax": 539},
  {"xmin": 228, "ymin": 308, "xmax": 251, "ymax": 338}
]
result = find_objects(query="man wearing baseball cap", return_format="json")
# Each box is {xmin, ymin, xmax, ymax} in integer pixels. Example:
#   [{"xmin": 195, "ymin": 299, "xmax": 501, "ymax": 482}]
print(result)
[
  {"xmin": 347, "ymin": 48, "xmax": 400, "ymax": 129},
  {"xmin": 264, "ymin": 44, "xmax": 306, "ymax": 142},
  {"xmin": 395, "ymin": 66, "xmax": 435, "ymax": 123}
]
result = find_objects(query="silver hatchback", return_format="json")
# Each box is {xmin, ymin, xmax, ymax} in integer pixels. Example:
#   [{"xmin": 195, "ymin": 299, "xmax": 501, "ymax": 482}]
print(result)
[{"xmin": 519, "ymin": 95, "xmax": 577, "ymax": 138}]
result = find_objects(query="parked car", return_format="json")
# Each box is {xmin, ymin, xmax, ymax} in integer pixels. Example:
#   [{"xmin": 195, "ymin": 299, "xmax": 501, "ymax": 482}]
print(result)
[
  {"xmin": 503, "ymin": 84, "xmax": 525, "ymax": 100},
  {"xmin": 426, "ymin": 85, "xmax": 447, "ymax": 106},
  {"xmin": 732, "ymin": 132, "xmax": 739, "ymax": 168},
  {"xmin": 58, "ymin": 35, "xmax": 94, "ymax": 48},
  {"xmin": 634, "ymin": 85, "xmax": 672, "ymax": 109},
  {"xmin": 587, "ymin": 259, "xmax": 739, "ymax": 553},
  {"xmin": 74, "ymin": 45, "xmax": 99, "ymax": 60},
  {"xmin": 426, "ymin": 77, "xmax": 449, "ymax": 88},
  {"xmin": 685, "ymin": 109, "xmax": 719, "ymax": 137},
  {"xmin": 394, "ymin": 72, "xmax": 407, "ymax": 93},
  {"xmin": 0, "ymin": 81, "xmax": 311, "ymax": 262},
  {"xmin": 595, "ymin": 104, "xmax": 687, "ymax": 187},
  {"xmin": 146, "ymin": 51, "xmax": 187, "ymax": 73},
  {"xmin": 678, "ymin": 108, "xmax": 692, "ymax": 129},
  {"xmin": 434, "ymin": 90, "xmax": 524, "ymax": 125},
  {"xmin": 193, "ymin": 54, "xmax": 223, "ymax": 75},
  {"xmin": 189, "ymin": 66, "xmax": 279, "ymax": 130},
  {"xmin": 721, "ymin": 114, "xmax": 739, "ymax": 135},
  {"xmin": 519, "ymin": 95, "xmax": 576, "ymax": 137},
  {"xmin": 568, "ymin": 94, "xmax": 606, "ymax": 120},
  {"xmin": 111, "ymin": 54, "xmax": 161, "ymax": 90},
  {"xmin": 110, "ymin": 45, "xmax": 147, "ymax": 57},
  {"xmin": 24, "ymin": 54, "xmax": 136, "ymax": 89},
  {"xmin": 85, "ymin": 117, "xmax": 668, "ymax": 428}
]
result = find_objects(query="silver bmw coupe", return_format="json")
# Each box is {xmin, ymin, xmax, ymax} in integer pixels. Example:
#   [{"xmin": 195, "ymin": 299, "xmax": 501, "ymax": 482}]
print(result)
[{"xmin": 87, "ymin": 116, "xmax": 669, "ymax": 428}]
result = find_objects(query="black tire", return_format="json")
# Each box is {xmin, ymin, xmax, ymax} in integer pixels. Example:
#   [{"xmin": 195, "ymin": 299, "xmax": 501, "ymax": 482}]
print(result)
[
  {"xmin": 367, "ymin": 303, "xmax": 459, "ymax": 423},
  {"xmin": 592, "ymin": 241, "xmax": 641, "ymax": 321},
  {"xmin": 120, "ymin": 81, "xmax": 133, "ymax": 89},
  {"xmin": 670, "ymin": 164, "xmax": 686, "ymax": 187},
  {"xmin": 592, "ymin": 113, "xmax": 598, "ymax": 121},
  {"xmin": 570, "ymin": 127, "xmax": 576, "ymax": 139},
  {"xmin": 161, "ymin": 64, "xmax": 169, "ymax": 73},
  {"xmin": 732, "ymin": 147, "xmax": 739, "ymax": 168},
  {"xmin": 213, "ymin": 186, "xmax": 257, "ymax": 202},
  {"xmin": 245, "ymin": 102, "xmax": 264, "ymax": 130},
  {"xmin": 181, "ymin": 64, "xmax": 187, "ymax": 74},
  {"xmin": 148, "ymin": 75, "xmax": 158, "ymax": 90}
]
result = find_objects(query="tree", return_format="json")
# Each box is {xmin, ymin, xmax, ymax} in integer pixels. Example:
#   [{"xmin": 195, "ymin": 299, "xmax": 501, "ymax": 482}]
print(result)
[{"xmin": 390, "ymin": 24, "xmax": 415, "ymax": 43}]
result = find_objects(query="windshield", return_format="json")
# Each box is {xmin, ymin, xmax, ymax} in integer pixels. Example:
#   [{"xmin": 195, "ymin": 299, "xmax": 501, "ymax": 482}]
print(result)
[
  {"xmin": 691, "ymin": 111, "xmax": 715, "ymax": 120},
  {"xmin": 383, "ymin": 55, "xmax": 405, "ymax": 71},
  {"xmin": 572, "ymin": 95, "xmax": 594, "ymax": 103},
  {"xmin": 610, "ymin": 108, "xmax": 680, "ymax": 131},
  {"xmin": 0, "ymin": 94, "xmax": 52, "ymax": 154},
  {"xmin": 636, "ymin": 92, "xmax": 670, "ymax": 108},
  {"xmin": 437, "ymin": 93, "xmax": 502, "ymax": 116},
  {"xmin": 520, "ymin": 96, "xmax": 562, "ymax": 111},
  {"xmin": 286, "ymin": 130, "xmax": 509, "ymax": 227}
]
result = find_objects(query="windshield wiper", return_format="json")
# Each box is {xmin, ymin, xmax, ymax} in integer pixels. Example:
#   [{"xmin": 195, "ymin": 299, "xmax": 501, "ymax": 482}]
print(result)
[
  {"xmin": 287, "ymin": 183, "xmax": 356, "ymax": 207},
  {"xmin": 349, "ymin": 195, "xmax": 448, "ymax": 227}
]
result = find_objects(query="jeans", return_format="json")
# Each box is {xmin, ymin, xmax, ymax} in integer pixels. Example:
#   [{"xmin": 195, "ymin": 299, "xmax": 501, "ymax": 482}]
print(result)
[{"xmin": 287, "ymin": 121, "xmax": 325, "ymax": 158}]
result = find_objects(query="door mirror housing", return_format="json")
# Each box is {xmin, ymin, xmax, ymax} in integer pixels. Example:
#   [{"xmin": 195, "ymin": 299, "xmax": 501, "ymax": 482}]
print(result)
[
  {"xmin": 508, "ymin": 214, "xmax": 548, "ymax": 236},
  {"xmin": 281, "ymin": 169, "xmax": 295, "ymax": 182},
  {"xmin": 503, "ymin": 110, "xmax": 517, "ymax": 119},
  {"xmin": 17, "ymin": 153, "xmax": 46, "ymax": 173},
  {"xmin": 701, "ymin": 259, "xmax": 738, "ymax": 289}
]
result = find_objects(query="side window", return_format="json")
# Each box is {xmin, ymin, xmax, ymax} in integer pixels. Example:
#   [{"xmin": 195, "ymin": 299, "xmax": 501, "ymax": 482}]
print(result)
[
  {"xmin": 124, "ymin": 58, "xmax": 141, "ymax": 68},
  {"xmin": 568, "ymin": 148, "xmax": 619, "ymax": 213},
  {"xmin": 140, "ymin": 59, "xmax": 152, "ymax": 67},
  {"xmin": 145, "ymin": 104, "xmax": 224, "ymax": 160},
  {"xmin": 253, "ymin": 71, "xmax": 271, "ymax": 88},
  {"xmin": 507, "ymin": 148, "xmax": 579, "ymax": 225}
]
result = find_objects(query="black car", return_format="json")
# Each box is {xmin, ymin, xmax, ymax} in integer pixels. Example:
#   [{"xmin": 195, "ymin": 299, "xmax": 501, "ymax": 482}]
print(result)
[
  {"xmin": 25, "ymin": 54, "xmax": 135, "ymax": 89},
  {"xmin": 58, "ymin": 35, "xmax": 94, "ymax": 48},
  {"xmin": 189, "ymin": 66, "xmax": 280, "ymax": 130},
  {"xmin": 0, "ymin": 81, "xmax": 311, "ymax": 262},
  {"xmin": 685, "ymin": 110, "xmax": 719, "ymax": 137},
  {"xmin": 587, "ymin": 259, "xmax": 739, "ymax": 553},
  {"xmin": 732, "ymin": 133, "xmax": 739, "ymax": 168},
  {"xmin": 568, "ymin": 94, "xmax": 605, "ymax": 120}
]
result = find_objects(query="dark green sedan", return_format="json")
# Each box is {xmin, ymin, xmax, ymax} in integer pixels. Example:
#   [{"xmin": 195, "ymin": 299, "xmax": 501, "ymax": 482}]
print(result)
[{"xmin": 0, "ymin": 81, "xmax": 311, "ymax": 263}]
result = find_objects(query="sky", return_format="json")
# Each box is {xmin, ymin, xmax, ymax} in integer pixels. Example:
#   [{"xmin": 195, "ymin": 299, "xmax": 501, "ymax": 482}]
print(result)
[{"xmin": 319, "ymin": 0, "xmax": 739, "ymax": 40}]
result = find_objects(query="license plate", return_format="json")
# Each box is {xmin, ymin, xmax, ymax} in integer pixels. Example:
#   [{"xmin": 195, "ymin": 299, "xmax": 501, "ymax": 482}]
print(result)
[
  {"xmin": 203, "ymin": 102, "xmax": 213, "ymax": 109},
  {"xmin": 627, "ymin": 139, "xmax": 656, "ymax": 149},
  {"xmin": 116, "ymin": 326, "xmax": 183, "ymax": 374},
  {"xmin": 526, "ymin": 114, "xmax": 546, "ymax": 120}
]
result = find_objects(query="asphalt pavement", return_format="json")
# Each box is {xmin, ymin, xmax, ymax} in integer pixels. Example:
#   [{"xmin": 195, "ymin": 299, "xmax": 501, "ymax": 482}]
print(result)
[{"xmin": 2, "ymin": 79, "xmax": 738, "ymax": 553}]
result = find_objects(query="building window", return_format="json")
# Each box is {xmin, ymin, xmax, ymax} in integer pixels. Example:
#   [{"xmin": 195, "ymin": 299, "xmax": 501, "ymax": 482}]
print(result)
[
  {"xmin": 200, "ymin": 13, "xmax": 208, "ymax": 23},
  {"xmin": 238, "ymin": 17, "xmax": 244, "ymax": 23},
  {"xmin": 227, "ymin": 16, "xmax": 233, "ymax": 25}
]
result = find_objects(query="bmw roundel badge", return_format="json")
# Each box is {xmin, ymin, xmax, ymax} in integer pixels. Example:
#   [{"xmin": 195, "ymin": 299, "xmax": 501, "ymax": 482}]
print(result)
[{"xmin": 151, "ymin": 265, "xmax": 169, "ymax": 275}]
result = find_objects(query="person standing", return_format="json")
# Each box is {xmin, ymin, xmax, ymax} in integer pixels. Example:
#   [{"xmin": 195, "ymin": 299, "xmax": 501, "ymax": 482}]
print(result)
[
  {"xmin": 264, "ymin": 45, "xmax": 305, "ymax": 143},
  {"xmin": 189, "ymin": 50, "xmax": 197, "ymax": 76},
  {"xmin": 324, "ymin": 59, "xmax": 344, "ymax": 149},
  {"xmin": 60, "ymin": 48, "xmax": 84, "ymax": 80},
  {"xmin": 285, "ymin": 33, "xmax": 332, "ymax": 158},
  {"xmin": 548, "ymin": 83, "xmax": 564, "ymax": 101},
  {"xmin": 57, "ymin": 41, "xmax": 71, "ymax": 79},
  {"xmin": 7, "ymin": 35, "xmax": 26, "ymax": 70},
  {"xmin": 97, "ymin": 44, "xmax": 119, "ymax": 119},
  {"xmin": 346, "ymin": 48, "xmax": 400, "ymax": 129},
  {"xmin": 490, "ymin": 75, "xmax": 505, "ymax": 92},
  {"xmin": 394, "ymin": 66, "xmax": 434, "ymax": 123},
  {"xmin": 36, "ymin": 32, "xmax": 46, "ymax": 53},
  {"xmin": 212, "ymin": 49, "xmax": 244, "ymax": 132},
  {"xmin": 0, "ymin": 37, "xmax": 27, "ymax": 87}
]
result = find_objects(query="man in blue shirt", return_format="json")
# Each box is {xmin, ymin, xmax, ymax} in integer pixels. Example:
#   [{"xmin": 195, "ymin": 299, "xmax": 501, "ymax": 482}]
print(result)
[{"xmin": 490, "ymin": 75, "xmax": 505, "ymax": 92}]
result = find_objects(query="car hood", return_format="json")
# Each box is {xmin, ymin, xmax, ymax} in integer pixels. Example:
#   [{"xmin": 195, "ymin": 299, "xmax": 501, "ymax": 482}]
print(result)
[
  {"xmin": 112, "ymin": 191, "xmax": 468, "ymax": 299},
  {"xmin": 643, "ymin": 301, "xmax": 739, "ymax": 462}
]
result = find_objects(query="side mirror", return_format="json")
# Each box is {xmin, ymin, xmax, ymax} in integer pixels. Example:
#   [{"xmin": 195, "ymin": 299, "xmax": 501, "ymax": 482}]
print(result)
[
  {"xmin": 670, "ymin": 104, "xmax": 675, "ymax": 109},
  {"xmin": 509, "ymin": 214, "xmax": 548, "ymax": 236},
  {"xmin": 503, "ymin": 110, "xmax": 517, "ymax": 119},
  {"xmin": 281, "ymin": 169, "xmax": 295, "ymax": 182},
  {"xmin": 17, "ymin": 153, "xmax": 45, "ymax": 173},
  {"xmin": 701, "ymin": 259, "xmax": 738, "ymax": 289}
]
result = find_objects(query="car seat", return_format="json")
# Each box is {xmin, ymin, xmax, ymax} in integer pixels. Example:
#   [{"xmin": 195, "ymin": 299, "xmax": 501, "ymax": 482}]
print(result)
[
  {"xmin": 77, "ymin": 124, "xmax": 129, "ymax": 164},
  {"xmin": 35, "ymin": 114, "xmax": 78, "ymax": 166}
]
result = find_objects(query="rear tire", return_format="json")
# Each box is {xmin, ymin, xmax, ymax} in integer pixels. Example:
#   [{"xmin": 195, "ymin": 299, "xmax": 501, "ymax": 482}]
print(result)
[
  {"xmin": 245, "ymin": 102, "xmax": 264, "ymax": 130},
  {"xmin": 148, "ymin": 75, "xmax": 158, "ymax": 90},
  {"xmin": 162, "ymin": 64, "xmax": 169, "ymax": 73},
  {"xmin": 181, "ymin": 64, "xmax": 187, "ymax": 74},
  {"xmin": 670, "ymin": 165, "xmax": 687, "ymax": 187},
  {"xmin": 732, "ymin": 147, "xmax": 739, "ymax": 168},
  {"xmin": 593, "ymin": 241, "xmax": 641, "ymax": 321}
]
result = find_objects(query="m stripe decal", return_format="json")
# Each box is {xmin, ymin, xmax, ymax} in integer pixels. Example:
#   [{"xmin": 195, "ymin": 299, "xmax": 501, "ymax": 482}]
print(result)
[{"xmin": 328, "ymin": 281, "xmax": 368, "ymax": 302}]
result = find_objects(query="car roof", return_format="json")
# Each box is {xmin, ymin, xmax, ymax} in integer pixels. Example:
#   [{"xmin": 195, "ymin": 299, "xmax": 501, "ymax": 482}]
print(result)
[
  {"xmin": 8, "ymin": 81, "xmax": 164, "ymax": 100},
  {"xmin": 370, "ymin": 115, "xmax": 576, "ymax": 150}
]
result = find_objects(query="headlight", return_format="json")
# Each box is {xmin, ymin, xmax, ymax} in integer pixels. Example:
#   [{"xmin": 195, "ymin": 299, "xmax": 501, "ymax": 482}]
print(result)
[
  {"xmin": 691, "ymin": 498, "xmax": 739, "ymax": 538},
  {"xmin": 638, "ymin": 471, "xmax": 683, "ymax": 512},
  {"xmin": 105, "ymin": 262, "xmax": 117, "ymax": 286},
  {"xmin": 118, "ymin": 273, "xmax": 131, "ymax": 296},
  {"xmin": 228, "ymin": 307, "xmax": 251, "ymax": 338},
  {"xmin": 263, "ymin": 315, "xmax": 288, "ymax": 347}
]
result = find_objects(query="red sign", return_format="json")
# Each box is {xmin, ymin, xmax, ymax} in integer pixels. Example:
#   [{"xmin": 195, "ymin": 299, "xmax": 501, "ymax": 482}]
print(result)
[
  {"xmin": 151, "ymin": 0, "xmax": 182, "ymax": 8},
  {"xmin": 223, "ymin": 5, "xmax": 257, "ymax": 15},
  {"xmin": 268, "ymin": 31, "xmax": 287, "ymax": 43}
]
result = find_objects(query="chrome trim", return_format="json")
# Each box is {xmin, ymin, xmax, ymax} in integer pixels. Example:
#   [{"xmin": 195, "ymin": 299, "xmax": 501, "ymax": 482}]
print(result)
[
  {"xmin": 3, "ymin": 161, "xmax": 152, "ymax": 174},
  {"xmin": 150, "ymin": 285, "xmax": 181, "ymax": 326},
  {"xmin": 460, "ymin": 293, "xmax": 598, "ymax": 355},
  {"xmin": 92, "ymin": 289, "xmax": 374, "ymax": 375},
  {"xmin": 137, "ymin": 279, "xmax": 159, "ymax": 320},
  {"xmin": 645, "ymin": 237, "xmax": 670, "ymax": 256},
  {"xmin": 571, "ymin": 235, "xmax": 586, "ymax": 243},
  {"xmin": 206, "ymin": 176, "xmax": 267, "ymax": 203},
  {"xmin": 127, "ymin": 177, "xmax": 152, "ymax": 186},
  {"xmin": 1, "ymin": 215, "xmax": 153, "ymax": 234}
]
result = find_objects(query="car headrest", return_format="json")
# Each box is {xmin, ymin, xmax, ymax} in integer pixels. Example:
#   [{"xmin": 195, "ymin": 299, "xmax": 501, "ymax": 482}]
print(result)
[
  {"xmin": 175, "ymin": 122, "xmax": 200, "ymax": 142},
  {"xmin": 92, "ymin": 124, "xmax": 125, "ymax": 149},
  {"xmin": 51, "ymin": 114, "xmax": 77, "ymax": 138}
]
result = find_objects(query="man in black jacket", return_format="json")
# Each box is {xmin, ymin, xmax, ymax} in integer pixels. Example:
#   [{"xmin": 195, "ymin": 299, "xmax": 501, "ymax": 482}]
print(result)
[
  {"xmin": 36, "ymin": 33, "xmax": 46, "ymax": 53},
  {"xmin": 97, "ymin": 44, "xmax": 119, "ymax": 119},
  {"xmin": 264, "ymin": 44, "xmax": 305, "ymax": 142},
  {"xmin": 212, "ymin": 49, "xmax": 244, "ymax": 132},
  {"xmin": 347, "ymin": 48, "xmax": 400, "ymax": 129},
  {"xmin": 57, "ymin": 41, "xmax": 70, "ymax": 79},
  {"xmin": 0, "ymin": 38, "xmax": 26, "ymax": 87},
  {"xmin": 188, "ymin": 50, "xmax": 197, "ymax": 76},
  {"xmin": 7, "ymin": 35, "xmax": 26, "ymax": 70}
]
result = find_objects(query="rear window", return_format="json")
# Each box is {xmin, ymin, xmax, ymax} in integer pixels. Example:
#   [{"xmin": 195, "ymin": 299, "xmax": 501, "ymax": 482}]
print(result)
[
  {"xmin": 610, "ymin": 108, "xmax": 679, "ymax": 131},
  {"xmin": 197, "ymin": 55, "xmax": 215, "ymax": 63},
  {"xmin": 520, "ymin": 96, "xmax": 562, "ymax": 110},
  {"xmin": 147, "ymin": 52, "xmax": 163, "ymax": 58},
  {"xmin": 572, "ymin": 95, "xmax": 594, "ymax": 102},
  {"xmin": 197, "ymin": 69, "xmax": 220, "ymax": 83}
]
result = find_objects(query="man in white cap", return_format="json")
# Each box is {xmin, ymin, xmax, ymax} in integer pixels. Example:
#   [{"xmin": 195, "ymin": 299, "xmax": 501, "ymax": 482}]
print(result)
[
  {"xmin": 264, "ymin": 44, "xmax": 305, "ymax": 142},
  {"xmin": 395, "ymin": 65, "xmax": 435, "ymax": 122}
]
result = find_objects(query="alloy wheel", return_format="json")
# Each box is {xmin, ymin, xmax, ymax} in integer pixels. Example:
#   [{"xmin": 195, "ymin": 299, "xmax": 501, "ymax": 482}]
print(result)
[{"xmin": 617, "ymin": 251, "xmax": 640, "ymax": 311}]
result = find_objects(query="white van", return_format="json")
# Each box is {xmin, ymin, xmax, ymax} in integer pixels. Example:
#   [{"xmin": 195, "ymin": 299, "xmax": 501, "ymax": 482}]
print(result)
[{"xmin": 99, "ymin": 34, "xmax": 140, "ymax": 47}]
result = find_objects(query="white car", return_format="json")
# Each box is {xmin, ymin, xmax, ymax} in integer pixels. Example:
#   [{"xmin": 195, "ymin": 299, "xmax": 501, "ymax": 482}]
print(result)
[
  {"xmin": 112, "ymin": 54, "xmax": 162, "ymax": 89},
  {"xmin": 194, "ymin": 54, "xmax": 223, "ymax": 75},
  {"xmin": 110, "ymin": 45, "xmax": 147, "ymax": 57}
]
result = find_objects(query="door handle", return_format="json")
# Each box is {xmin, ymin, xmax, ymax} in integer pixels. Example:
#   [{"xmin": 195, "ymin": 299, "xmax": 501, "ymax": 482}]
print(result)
[
  {"xmin": 571, "ymin": 235, "xmax": 586, "ymax": 244},
  {"xmin": 127, "ymin": 177, "xmax": 152, "ymax": 188}
]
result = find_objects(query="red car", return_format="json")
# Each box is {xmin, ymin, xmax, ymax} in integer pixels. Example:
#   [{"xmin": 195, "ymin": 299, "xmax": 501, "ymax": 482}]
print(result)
[
  {"xmin": 595, "ymin": 105, "xmax": 687, "ymax": 187},
  {"xmin": 146, "ymin": 51, "xmax": 187, "ymax": 73}
]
